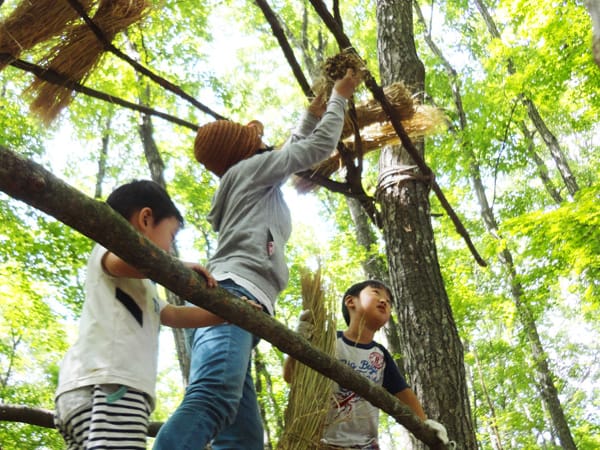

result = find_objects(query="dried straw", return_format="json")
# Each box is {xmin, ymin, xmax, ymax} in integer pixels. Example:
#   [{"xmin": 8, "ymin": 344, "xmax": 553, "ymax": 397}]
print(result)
[
  {"xmin": 26, "ymin": 0, "xmax": 150, "ymax": 123},
  {"xmin": 293, "ymin": 87, "xmax": 448, "ymax": 193},
  {"xmin": 278, "ymin": 269, "xmax": 336, "ymax": 450},
  {"xmin": 0, "ymin": 0, "xmax": 95, "ymax": 70},
  {"xmin": 341, "ymin": 82, "xmax": 415, "ymax": 139},
  {"xmin": 312, "ymin": 50, "xmax": 367, "ymax": 102}
]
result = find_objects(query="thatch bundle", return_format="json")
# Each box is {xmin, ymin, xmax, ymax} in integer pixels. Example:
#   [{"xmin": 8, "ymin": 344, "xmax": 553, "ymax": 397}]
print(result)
[
  {"xmin": 312, "ymin": 50, "xmax": 366, "ymax": 103},
  {"xmin": 25, "ymin": 0, "xmax": 150, "ymax": 123},
  {"xmin": 0, "ymin": 0, "xmax": 95, "ymax": 70},
  {"xmin": 278, "ymin": 269, "xmax": 336, "ymax": 450},
  {"xmin": 340, "ymin": 81, "xmax": 415, "ymax": 139},
  {"xmin": 291, "ymin": 50, "xmax": 447, "ymax": 192},
  {"xmin": 293, "ymin": 82, "xmax": 447, "ymax": 193}
]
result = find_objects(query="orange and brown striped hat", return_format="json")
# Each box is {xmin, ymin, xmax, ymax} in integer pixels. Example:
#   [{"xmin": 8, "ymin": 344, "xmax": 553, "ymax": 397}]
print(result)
[{"xmin": 194, "ymin": 120, "xmax": 263, "ymax": 177}]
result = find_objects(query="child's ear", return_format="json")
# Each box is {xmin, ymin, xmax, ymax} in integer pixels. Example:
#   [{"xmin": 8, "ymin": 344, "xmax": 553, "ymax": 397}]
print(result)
[
  {"xmin": 135, "ymin": 207, "xmax": 153, "ymax": 231},
  {"xmin": 344, "ymin": 295, "xmax": 355, "ymax": 310}
]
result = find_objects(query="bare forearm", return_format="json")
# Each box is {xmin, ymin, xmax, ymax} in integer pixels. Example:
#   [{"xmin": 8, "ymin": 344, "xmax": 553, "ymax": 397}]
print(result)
[
  {"xmin": 161, "ymin": 304, "xmax": 224, "ymax": 328},
  {"xmin": 396, "ymin": 388, "xmax": 427, "ymax": 421}
]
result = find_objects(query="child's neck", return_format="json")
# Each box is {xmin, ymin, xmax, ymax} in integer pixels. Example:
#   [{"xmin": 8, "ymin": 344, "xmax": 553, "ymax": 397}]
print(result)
[{"xmin": 343, "ymin": 324, "xmax": 376, "ymax": 344}]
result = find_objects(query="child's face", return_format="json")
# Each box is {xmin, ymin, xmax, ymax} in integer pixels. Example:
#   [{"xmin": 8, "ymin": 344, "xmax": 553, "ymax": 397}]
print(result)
[
  {"xmin": 143, "ymin": 216, "xmax": 180, "ymax": 253},
  {"xmin": 353, "ymin": 285, "xmax": 392, "ymax": 329}
]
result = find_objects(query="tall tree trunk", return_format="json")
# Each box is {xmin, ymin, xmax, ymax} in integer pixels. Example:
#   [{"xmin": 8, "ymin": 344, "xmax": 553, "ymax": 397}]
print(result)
[
  {"xmin": 521, "ymin": 125, "xmax": 564, "ymax": 204},
  {"xmin": 470, "ymin": 175, "xmax": 578, "ymax": 450},
  {"xmin": 138, "ymin": 112, "xmax": 190, "ymax": 385},
  {"xmin": 468, "ymin": 342, "xmax": 505, "ymax": 450},
  {"xmin": 375, "ymin": 1, "xmax": 477, "ymax": 448},
  {"xmin": 139, "ymin": 113, "xmax": 166, "ymax": 187},
  {"xmin": 346, "ymin": 197, "xmax": 388, "ymax": 282},
  {"xmin": 254, "ymin": 347, "xmax": 285, "ymax": 450},
  {"xmin": 473, "ymin": 0, "xmax": 580, "ymax": 197},
  {"xmin": 94, "ymin": 116, "xmax": 111, "ymax": 199}
]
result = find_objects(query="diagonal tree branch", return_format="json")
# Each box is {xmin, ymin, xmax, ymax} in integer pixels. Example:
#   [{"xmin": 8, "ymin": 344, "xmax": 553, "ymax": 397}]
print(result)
[
  {"xmin": 307, "ymin": 0, "xmax": 487, "ymax": 267},
  {"xmin": 0, "ymin": 145, "xmax": 451, "ymax": 450},
  {"xmin": 253, "ymin": 0, "xmax": 381, "ymax": 226},
  {"xmin": 4, "ymin": 56, "xmax": 198, "ymax": 131},
  {"xmin": 65, "ymin": 0, "xmax": 226, "ymax": 120},
  {"xmin": 253, "ymin": 0, "xmax": 314, "ymax": 98}
]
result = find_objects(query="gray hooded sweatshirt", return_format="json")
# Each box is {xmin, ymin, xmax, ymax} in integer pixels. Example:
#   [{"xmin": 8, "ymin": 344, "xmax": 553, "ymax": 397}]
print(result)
[{"xmin": 207, "ymin": 92, "xmax": 348, "ymax": 315}]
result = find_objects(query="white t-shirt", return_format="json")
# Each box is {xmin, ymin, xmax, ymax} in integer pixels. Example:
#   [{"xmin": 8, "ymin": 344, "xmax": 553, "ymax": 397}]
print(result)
[
  {"xmin": 56, "ymin": 244, "xmax": 167, "ymax": 409},
  {"xmin": 321, "ymin": 331, "xmax": 409, "ymax": 449}
]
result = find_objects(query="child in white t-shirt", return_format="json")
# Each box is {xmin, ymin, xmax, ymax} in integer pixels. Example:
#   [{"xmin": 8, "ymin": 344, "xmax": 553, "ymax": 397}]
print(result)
[{"xmin": 55, "ymin": 180, "xmax": 222, "ymax": 449}]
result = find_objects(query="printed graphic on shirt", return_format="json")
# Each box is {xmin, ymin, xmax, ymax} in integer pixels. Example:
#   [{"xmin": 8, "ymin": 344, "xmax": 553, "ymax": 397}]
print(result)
[{"xmin": 332, "ymin": 350, "xmax": 384, "ymax": 419}]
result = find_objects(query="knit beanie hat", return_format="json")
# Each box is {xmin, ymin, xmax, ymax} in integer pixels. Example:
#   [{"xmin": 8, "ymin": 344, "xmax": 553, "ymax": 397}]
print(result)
[{"xmin": 194, "ymin": 120, "xmax": 263, "ymax": 177}]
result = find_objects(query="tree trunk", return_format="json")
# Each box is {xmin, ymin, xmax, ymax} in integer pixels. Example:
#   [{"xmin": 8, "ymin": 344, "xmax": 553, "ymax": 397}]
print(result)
[
  {"xmin": 521, "ymin": 125, "xmax": 564, "ymax": 204},
  {"xmin": 94, "ymin": 116, "xmax": 111, "ymax": 199},
  {"xmin": 520, "ymin": 97, "xmax": 579, "ymax": 196},
  {"xmin": 470, "ymin": 175, "xmax": 578, "ymax": 450},
  {"xmin": 254, "ymin": 347, "xmax": 284, "ymax": 449},
  {"xmin": 346, "ymin": 197, "xmax": 388, "ymax": 282},
  {"xmin": 469, "ymin": 343, "xmax": 504, "ymax": 450},
  {"xmin": 414, "ymin": 3, "xmax": 577, "ymax": 445},
  {"xmin": 138, "ymin": 112, "xmax": 190, "ymax": 385},
  {"xmin": 375, "ymin": 1, "xmax": 477, "ymax": 448},
  {"xmin": 585, "ymin": 0, "xmax": 600, "ymax": 68}
]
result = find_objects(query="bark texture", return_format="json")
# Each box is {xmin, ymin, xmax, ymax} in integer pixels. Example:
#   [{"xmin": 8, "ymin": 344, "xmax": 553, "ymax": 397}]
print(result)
[{"xmin": 376, "ymin": 1, "xmax": 477, "ymax": 448}]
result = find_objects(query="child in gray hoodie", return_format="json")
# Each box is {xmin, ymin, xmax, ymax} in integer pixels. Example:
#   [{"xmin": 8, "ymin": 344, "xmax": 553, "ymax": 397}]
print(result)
[{"xmin": 154, "ymin": 68, "xmax": 362, "ymax": 450}]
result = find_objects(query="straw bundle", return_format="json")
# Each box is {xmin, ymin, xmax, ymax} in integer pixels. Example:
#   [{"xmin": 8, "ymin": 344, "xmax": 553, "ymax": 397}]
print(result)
[
  {"xmin": 341, "ymin": 82, "xmax": 415, "ymax": 138},
  {"xmin": 293, "ymin": 85, "xmax": 447, "ymax": 193},
  {"xmin": 0, "ymin": 0, "xmax": 95, "ymax": 71},
  {"xmin": 312, "ymin": 50, "xmax": 366, "ymax": 103},
  {"xmin": 278, "ymin": 269, "xmax": 337, "ymax": 450},
  {"xmin": 26, "ymin": 0, "xmax": 150, "ymax": 124}
]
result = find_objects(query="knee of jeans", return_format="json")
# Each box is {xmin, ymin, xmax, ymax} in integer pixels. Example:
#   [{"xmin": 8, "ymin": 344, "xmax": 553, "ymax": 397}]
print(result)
[{"xmin": 185, "ymin": 380, "xmax": 243, "ymax": 422}]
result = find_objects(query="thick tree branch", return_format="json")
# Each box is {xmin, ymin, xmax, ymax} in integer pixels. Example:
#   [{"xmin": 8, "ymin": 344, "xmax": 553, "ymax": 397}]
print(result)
[
  {"xmin": 3, "ymin": 56, "xmax": 198, "ymax": 131},
  {"xmin": 0, "ymin": 146, "xmax": 449, "ymax": 449},
  {"xmin": 307, "ymin": 0, "xmax": 487, "ymax": 267}
]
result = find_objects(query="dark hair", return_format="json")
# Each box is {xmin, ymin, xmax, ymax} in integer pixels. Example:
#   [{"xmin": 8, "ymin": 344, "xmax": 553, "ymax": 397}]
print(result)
[
  {"xmin": 341, "ymin": 279, "xmax": 393, "ymax": 326},
  {"xmin": 106, "ymin": 180, "xmax": 184, "ymax": 226}
]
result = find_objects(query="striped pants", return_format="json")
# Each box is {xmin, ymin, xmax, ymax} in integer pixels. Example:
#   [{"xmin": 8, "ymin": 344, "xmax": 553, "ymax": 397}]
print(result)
[{"xmin": 55, "ymin": 385, "xmax": 151, "ymax": 449}]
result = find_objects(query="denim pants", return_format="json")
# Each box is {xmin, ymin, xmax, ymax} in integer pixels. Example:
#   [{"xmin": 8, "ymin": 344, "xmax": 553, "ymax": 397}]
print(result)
[{"xmin": 153, "ymin": 280, "xmax": 264, "ymax": 450}]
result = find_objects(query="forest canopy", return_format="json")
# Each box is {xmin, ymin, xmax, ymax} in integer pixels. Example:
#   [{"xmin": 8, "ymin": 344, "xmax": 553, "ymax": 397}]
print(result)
[{"xmin": 1, "ymin": 0, "xmax": 599, "ymax": 449}]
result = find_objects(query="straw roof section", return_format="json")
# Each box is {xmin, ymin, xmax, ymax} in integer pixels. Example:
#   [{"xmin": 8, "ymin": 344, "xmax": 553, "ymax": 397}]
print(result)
[
  {"xmin": 278, "ymin": 269, "xmax": 336, "ymax": 450},
  {"xmin": 0, "ymin": 0, "xmax": 95, "ymax": 71},
  {"xmin": 26, "ymin": 0, "xmax": 150, "ymax": 124}
]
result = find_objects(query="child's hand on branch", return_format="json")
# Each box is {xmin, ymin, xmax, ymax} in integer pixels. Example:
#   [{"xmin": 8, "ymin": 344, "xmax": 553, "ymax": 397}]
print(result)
[
  {"xmin": 333, "ymin": 68, "xmax": 363, "ymax": 99},
  {"xmin": 184, "ymin": 262, "xmax": 217, "ymax": 288},
  {"xmin": 296, "ymin": 309, "xmax": 315, "ymax": 340}
]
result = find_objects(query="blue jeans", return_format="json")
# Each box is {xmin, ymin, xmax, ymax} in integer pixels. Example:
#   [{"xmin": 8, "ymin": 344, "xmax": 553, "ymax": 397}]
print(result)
[{"xmin": 153, "ymin": 280, "xmax": 264, "ymax": 450}]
